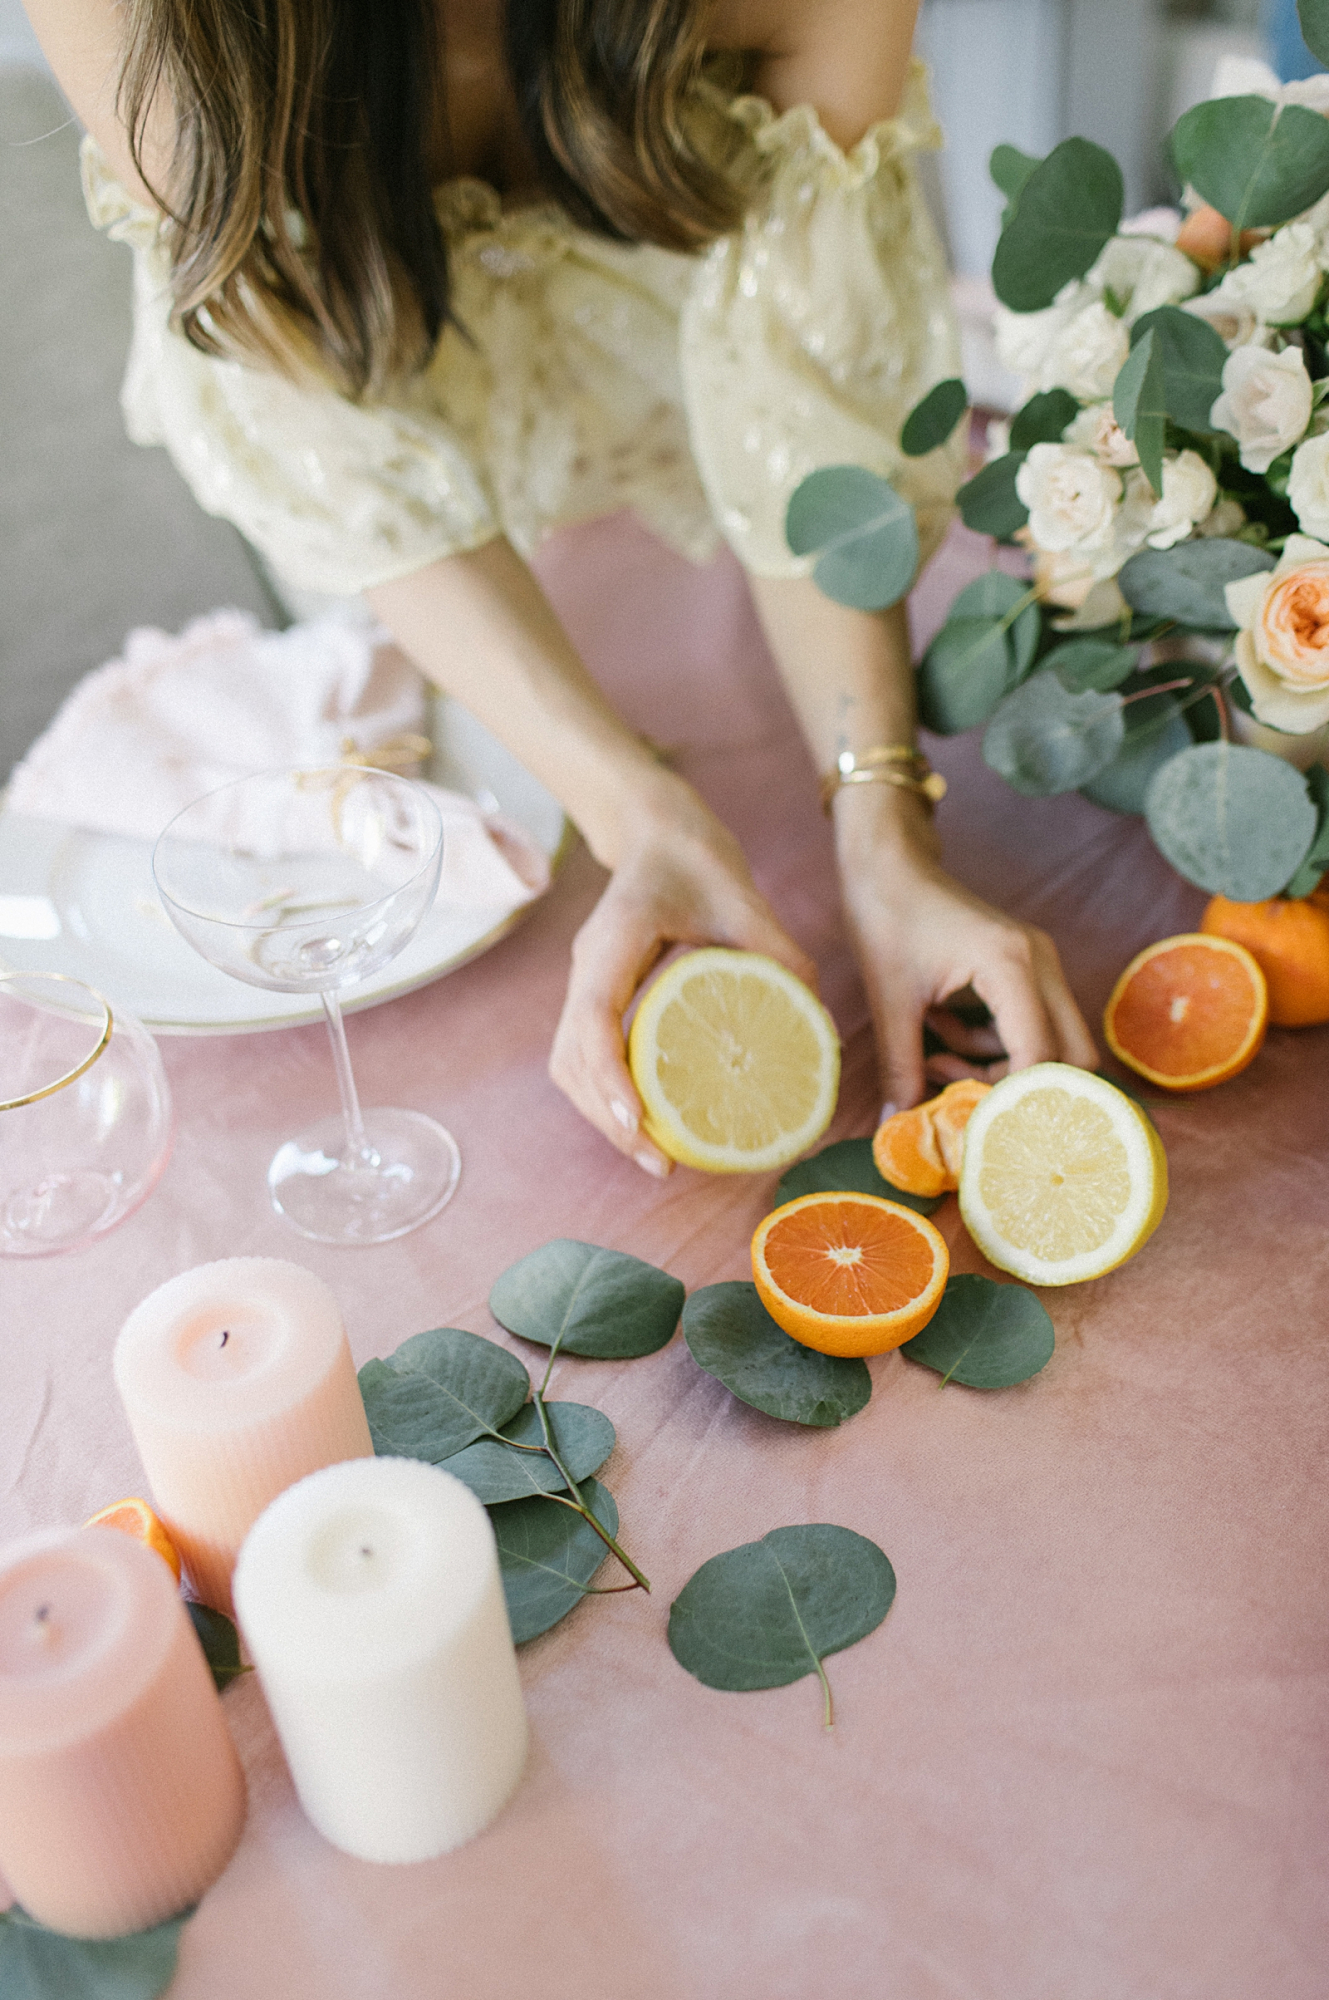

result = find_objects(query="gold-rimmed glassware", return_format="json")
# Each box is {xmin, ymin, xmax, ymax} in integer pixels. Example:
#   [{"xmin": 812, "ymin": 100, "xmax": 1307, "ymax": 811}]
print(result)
[{"xmin": 0, "ymin": 972, "xmax": 174, "ymax": 1256}]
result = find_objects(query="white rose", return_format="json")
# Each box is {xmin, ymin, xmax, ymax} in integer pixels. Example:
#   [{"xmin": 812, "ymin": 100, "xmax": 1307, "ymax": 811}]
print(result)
[
  {"xmin": 1210, "ymin": 344, "xmax": 1314, "ymax": 472},
  {"xmin": 1043, "ymin": 301, "xmax": 1131, "ymax": 401},
  {"xmin": 1016, "ymin": 444, "xmax": 1123, "ymax": 556},
  {"xmin": 993, "ymin": 284, "xmax": 1089, "ymax": 388},
  {"xmin": 1217, "ymin": 223, "xmax": 1325, "ymax": 326},
  {"xmin": 1142, "ymin": 450, "xmax": 1219, "ymax": 550},
  {"xmin": 1065, "ymin": 403, "xmax": 1139, "ymax": 467},
  {"xmin": 1196, "ymin": 497, "xmax": 1247, "ymax": 539},
  {"xmin": 1288, "ymin": 431, "xmax": 1329, "ymax": 538},
  {"xmin": 1182, "ymin": 290, "xmax": 1264, "ymax": 351},
  {"xmin": 1088, "ymin": 234, "xmax": 1201, "ymax": 320}
]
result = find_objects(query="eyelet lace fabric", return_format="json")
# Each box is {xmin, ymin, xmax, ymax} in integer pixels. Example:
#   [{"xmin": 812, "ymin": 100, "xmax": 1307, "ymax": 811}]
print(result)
[{"xmin": 81, "ymin": 60, "xmax": 963, "ymax": 598}]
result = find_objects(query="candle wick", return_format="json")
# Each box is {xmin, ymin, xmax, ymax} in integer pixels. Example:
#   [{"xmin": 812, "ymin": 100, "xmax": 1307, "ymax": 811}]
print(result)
[
  {"xmin": 219, "ymin": 1329, "xmax": 230, "ymax": 1348},
  {"xmin": 359, "ymin": 1546, "xmax": 372, "ymax": 1560},
  {"xmin": 34, "ymin": 1603, "xmax": 50, "ymax": 1623}
]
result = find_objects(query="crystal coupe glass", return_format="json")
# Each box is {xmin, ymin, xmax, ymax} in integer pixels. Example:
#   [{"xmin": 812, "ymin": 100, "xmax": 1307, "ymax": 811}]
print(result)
[{"xmin": 153, "ymin": 767, "xmax": 459, "ymax": 1245}]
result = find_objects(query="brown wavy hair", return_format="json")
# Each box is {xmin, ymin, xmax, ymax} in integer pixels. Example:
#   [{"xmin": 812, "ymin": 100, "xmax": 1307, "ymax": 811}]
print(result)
[{"xmin": 118, "ymin": 0, "xmax": 747, "ymax": 400}]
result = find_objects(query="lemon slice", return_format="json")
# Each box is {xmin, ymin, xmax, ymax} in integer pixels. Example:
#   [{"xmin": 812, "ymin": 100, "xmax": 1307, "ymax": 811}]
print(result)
[
  {"xmin": 628, "ymin": 948, "xmax": 840, "ymax": 1173},
  {"xmin": 958, "ymin": 1063, "xmax": 1167, "ymax": 1286}
]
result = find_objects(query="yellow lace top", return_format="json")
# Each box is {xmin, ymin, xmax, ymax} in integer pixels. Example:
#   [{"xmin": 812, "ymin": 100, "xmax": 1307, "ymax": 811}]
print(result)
[{"xmin": 82, "ymin": 61, "xmax": 963, "ymax": 597}]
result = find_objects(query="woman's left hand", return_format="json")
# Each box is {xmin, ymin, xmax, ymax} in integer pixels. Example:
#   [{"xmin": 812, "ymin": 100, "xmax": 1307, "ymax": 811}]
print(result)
[{"xmin": 832, "ymin": 783, "xmax": 1099, "ymax": 1115}]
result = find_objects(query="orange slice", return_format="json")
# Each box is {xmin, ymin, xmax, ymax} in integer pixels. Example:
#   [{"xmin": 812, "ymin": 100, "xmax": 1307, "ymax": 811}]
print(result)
[
  {"xmin": 84, "ymin": 1497, "xmax": 182, "ymax": 1583},
  {"xmin": 872, "ymin": 1079, "xmax": 992, "ymax": 1195},
  {"xmin": 751, "ymin": 1191, "xmax": 949, "ymax": 1357},
  {"xmin": 1200, "ymin": 893, "xmax": 1329, "ymax": 1027},
  {"xmin": 1104, "ymin": 934, "xmax": 1268, "ymax": 1091}
]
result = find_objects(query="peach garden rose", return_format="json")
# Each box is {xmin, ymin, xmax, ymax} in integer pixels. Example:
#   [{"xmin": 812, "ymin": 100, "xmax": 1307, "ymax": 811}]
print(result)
[{"xmin": 1225, "ymin": 534, "xmax": 1329, "ymax": 733}]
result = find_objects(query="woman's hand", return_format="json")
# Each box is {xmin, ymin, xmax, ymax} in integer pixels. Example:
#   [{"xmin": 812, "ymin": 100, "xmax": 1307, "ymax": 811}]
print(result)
[
  {"xmin": 833, "ymin": 782, "xmax": 1098, "ymax": 1115},
  {"xmin": 549, "ymin": 770, "xmax": 817, "ymax": 1176}
]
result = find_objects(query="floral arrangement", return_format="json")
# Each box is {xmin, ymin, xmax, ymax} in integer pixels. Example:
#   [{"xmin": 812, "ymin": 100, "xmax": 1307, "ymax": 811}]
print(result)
[{"xmin": 788, "ymin": 2, "xmax": 1329, "ymax": 905}]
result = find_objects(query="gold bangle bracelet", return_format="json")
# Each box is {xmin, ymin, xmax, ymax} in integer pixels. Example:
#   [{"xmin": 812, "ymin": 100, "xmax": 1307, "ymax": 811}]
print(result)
[{"xmin": 819, "ymin": 745, "xmax": 947, "ymax": 815}]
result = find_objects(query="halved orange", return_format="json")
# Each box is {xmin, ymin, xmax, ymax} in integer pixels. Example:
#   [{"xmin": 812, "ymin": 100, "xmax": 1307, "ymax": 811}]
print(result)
[
  {"xmin": 752, "ymin": 1191, "xmax": 949, "ymax": 1357},
  {"xmin": 872, "ymin": 1079, "xmax": 992, "ymax": 1195},
  {"xmin": 84, "ymin": 1497, "xmax": 182, "ymax": 1583},
  {"xmin": 1104, "ymin": 934, "xmax": 1268, "ymax": 1091}
]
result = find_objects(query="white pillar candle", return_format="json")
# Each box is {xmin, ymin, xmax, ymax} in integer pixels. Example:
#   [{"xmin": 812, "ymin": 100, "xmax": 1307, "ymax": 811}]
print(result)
[
  {"xmin": 233, "ymin": 1457, "xmax": 527, "ymax": 1864},
  {"xmin": 114, "ymin": 1259, "xmax": 373, "ymax": 1616}
]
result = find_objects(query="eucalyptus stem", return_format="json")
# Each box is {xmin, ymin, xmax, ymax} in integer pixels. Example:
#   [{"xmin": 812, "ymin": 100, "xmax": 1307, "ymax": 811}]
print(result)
[
  {"xmin": 816, "ymin": 1656, "xmax": 834, "ymax": 1730},
  {"xmin": 533, "ymin": 1390, "xmax": 651, "ymax": 1592}
]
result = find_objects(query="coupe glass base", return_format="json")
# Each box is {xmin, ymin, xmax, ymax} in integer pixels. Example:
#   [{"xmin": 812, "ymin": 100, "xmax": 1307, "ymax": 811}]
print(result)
[{"xmin": 267, "ymin": 1108, "xmax": 461, "ymax": 1246}]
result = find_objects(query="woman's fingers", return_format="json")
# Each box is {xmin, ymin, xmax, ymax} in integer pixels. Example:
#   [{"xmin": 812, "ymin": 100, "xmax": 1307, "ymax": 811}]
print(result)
[
  {"xmin": 1030, "ymin": 930, "xmax": 1100, "ymax": 1070},
  {"xmin": 550, "ymin": 899, "xmax": 673, "ymax": 1176}
]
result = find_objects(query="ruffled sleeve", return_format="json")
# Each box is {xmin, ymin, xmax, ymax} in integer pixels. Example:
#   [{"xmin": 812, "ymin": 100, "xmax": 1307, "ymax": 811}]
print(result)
[
  {"xmin": 80, "ymin": 138, "xmax": 499, "ymax": 597},
  {"xmin": 680, "ymin": 60, "xmax": 965, "ymax": 577}
]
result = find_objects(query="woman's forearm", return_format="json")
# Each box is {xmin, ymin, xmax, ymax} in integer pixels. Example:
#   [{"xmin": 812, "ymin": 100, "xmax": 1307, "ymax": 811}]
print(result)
[
  {"xmin": 366, "ymin": 537, "xmax": 676, "ymax": 867},
  {"xmin": 746, "ymin": 574, "xmax": 937, "ymax": 859}
]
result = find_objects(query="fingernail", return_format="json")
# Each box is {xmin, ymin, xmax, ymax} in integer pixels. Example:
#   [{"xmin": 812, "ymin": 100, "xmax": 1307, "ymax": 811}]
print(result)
[
  {"xmin": 610, "ymin": 1097, "xmax": 638, "ymax": 1134},
  {"xmin": 636, "ymin": 1150, "xmax": 670, "ymax": 1179},
  {"xmin": 879, "ymin": 1102, "xmax": 899, "ymax": 1124}
]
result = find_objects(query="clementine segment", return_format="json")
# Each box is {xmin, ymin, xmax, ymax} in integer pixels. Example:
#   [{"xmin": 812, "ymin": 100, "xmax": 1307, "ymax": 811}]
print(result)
[
  {"xmin": 752, "ymin": 1191, "xmax": 949, "ymax": 1357},
  {"xmin": 1200, "ymin": 893, "xmax": 1329, "ymax": 1027},
  {"xmin": 84, "ymin": 1496, "xmax": 182, "ymax": 1582},
  {"xmin": 872, "ymin": 1079, "xmax": 992, "ymax": 1195},
  {"xmin": 1104, "ymin": 934, "xmax": 1268, "ymax": 1091}
]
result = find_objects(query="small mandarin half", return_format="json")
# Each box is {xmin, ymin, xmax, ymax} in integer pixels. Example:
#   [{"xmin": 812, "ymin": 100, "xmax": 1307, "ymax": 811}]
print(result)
[
  {"xmin": 872, "ymin": 1080, "xmax": 992, "ymax": 1196},
  {"xmin": 1104, "ymin": 933, "xmax": 1268, "ymax": 1091},
  {"xmin": 751, "ymin": 1191, "xmax": 949, "ymax": 1357},
  {"xmin": 83, "ymin": 1497, "xmax": 183, "ymax": 1584}
]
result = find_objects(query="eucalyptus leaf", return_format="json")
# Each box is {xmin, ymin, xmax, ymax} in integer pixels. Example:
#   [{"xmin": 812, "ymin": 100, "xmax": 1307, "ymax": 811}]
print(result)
[
  {"xmin": 1129, "ymin": 306, "xmax": 1229, "ymax": 433},
  {"xmin": 489, "ymin": 1239, "xmax": 684, "ymax": 1359},
  {"xmin": 682, "ymin": 1282, "xmax": 872, "ymax": 1428},
  {"xmin": 984, "ymin": 671, "xmax": 1126, "ymax": 795},
  {"xmin": 775, "ymin": 1137, "xmax": 942, "ymax": 1216},
  {"xmin": 900, "ymin": 1274, "xmax": 1054, "ymax": 1388},
  {"xmin": 1080, "ymin": 712, "xmax": 1192, "ymax": 815},
  {"xmin": 667, "ymin": 1525, "xmax": 896, "ymax": 1717},
  {"xmin": 901, "ymin": 378, "xmax": 968, "ymax": 457},
  {"xmin": 442, "ymin": 1402, "xmax": 615, "ymax": 1505},
  {"xmin": 785, "ymin": 465, "xmax": 920, "ymax": 609},
  {"xmin": 955, "ymin": 453, "xmax": 1030, "ymax": 541},
  {"xmin": 1284, "ymin": 763, "xmax": 1329, "ymax": 895},
  {"xmin": 1145, "ymin": 741, "xmax": 1319, "ymax": 899},
  {"xmin": 992, "ymin": 137, "xmax": 1124, "ymax": 311},
  {"xmin": 1170, "ymin": 95, "xmax": 1329, "ymax": 232},
  {"xmin": 917, "ymin": 571, "xmax": 1040, "ymax": 735},
  {"xmin": 358, "ymin": 1327, "xmax": 530, "ymax": 1462},
  {"xmin": 1046, "ymin": 638, "xmax": 1138, "ymax": 693},
  {"xmin": 1113, "ymin": 328, "xmax": 1166, "ymax": 495},
  {"xmin": 1300, "ymin": 0, "xmax": 1329, "ymax": 69},
  {"xmin": 1118, "ymin": 538, "xmax": 1275, "ymax": 628},
  {"xmin": 990, "ymin": 141, "xmax": 1040, "ymax": 222},
  {"xmin": 491, "ymin": 1478, "xmax": 619, "ymax": 1643},
  {"xmin": 186, "ymin": 1602, "xmax": 248, "ymax": 1691},
  {"xmin": 0, "ymin": 1906, "xmax": 187, "ymax": 2000},
  {"xmin": 1009, "ymin": 388, "xmax": 1079, "ymax": 452}
]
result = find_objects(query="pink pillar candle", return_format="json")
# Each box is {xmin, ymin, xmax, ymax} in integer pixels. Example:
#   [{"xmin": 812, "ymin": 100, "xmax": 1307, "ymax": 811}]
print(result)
[
  {"xmin": 0, "ymin": 1527, "xmax": 245, "ymax": 1938},
  {"xmin": 114, "ymin": 1259, "xmax": 373, "ymax": 1615}
]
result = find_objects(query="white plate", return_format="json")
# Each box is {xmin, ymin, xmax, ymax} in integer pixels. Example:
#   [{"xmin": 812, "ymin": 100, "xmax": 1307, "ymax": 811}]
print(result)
[{"xmin": 0, "ymin": 700, "xmax": 569, "ymax": 1034}]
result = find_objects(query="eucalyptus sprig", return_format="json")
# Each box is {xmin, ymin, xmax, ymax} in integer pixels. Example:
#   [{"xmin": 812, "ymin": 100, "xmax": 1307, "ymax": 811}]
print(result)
[{"xmin": 0, "ymin": 1903, "xmax": 189, "ymax": 2000}]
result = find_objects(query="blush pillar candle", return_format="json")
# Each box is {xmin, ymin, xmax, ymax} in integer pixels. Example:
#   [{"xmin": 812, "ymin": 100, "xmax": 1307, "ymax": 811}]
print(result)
[
  {"xmin": 114, "ymin": 1259, "xmax": 373, "ymax": 1615},
  {"xmin": 0, "ymin": 1527, "xmax": 245, "ymax": 1938},
  {"xmin": 233, "ymin": 1457, "xmax": 527, "ymax": 1863}
]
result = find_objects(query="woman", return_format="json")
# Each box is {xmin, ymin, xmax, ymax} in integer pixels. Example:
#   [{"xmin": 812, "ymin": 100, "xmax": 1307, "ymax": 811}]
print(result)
[{"xmin": 25, "ymin": 0, "xmax": 1096, "ymax": 1175}]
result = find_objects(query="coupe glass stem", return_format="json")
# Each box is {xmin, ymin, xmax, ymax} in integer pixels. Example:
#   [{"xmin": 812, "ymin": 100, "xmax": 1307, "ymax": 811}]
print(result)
[{"xmin": 320, "ymin": 993, "xmax": 372, "ymax": 1166}]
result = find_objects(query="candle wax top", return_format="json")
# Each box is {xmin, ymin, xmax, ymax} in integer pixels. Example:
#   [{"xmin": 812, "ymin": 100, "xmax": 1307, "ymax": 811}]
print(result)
[
  {"xmin": 235, "ymin": 1458, "xmax": 502, "ymax": 1682},
  {"xmin": 115, "ymin": 1257, "xmax": 349, "ymax": 1432},
  {"xmin": 0, "ymin": 1529, "xmax": 181, "ymax": 1754}
]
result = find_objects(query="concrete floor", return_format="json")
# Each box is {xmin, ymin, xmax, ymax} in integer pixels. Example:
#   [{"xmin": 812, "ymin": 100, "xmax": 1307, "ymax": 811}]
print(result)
[{"xmin": 0, "ymin": 64, "xmax": 277, "ymax": 782}]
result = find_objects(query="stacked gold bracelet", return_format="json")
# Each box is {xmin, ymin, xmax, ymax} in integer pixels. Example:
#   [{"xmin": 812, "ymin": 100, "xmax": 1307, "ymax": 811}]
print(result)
[{"xmin": 819, "ymin": 745, "xmax": 948, "ymax": 816}]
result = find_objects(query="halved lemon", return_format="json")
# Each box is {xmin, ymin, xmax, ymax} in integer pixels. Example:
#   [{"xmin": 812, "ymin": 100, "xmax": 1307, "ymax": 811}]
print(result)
[
  {"xmin": 627, "ymin": 948, "xmax": 840, "ymax": 1173},
  {"xmin": 958, "ymin": 1063, "xmax": 1168, "ymax": 1286}
]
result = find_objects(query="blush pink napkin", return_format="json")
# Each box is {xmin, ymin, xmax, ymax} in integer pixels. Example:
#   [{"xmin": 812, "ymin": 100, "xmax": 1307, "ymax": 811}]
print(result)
[{"xmin": 5, "ymin": 610, "xmax": 550, "ymax": 909}]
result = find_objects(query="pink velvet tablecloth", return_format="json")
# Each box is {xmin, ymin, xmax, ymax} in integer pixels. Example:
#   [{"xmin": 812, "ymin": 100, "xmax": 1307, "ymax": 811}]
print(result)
[{"xmin": 3, "ymin": 515, "xmax": 1328, "ymax": 2000}]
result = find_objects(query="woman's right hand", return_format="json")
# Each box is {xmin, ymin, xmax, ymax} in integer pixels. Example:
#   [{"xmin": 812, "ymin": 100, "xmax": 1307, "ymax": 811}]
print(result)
[{"xmin": 548, "ymin": 770, "xmax": 817, "ymax": 1176}]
